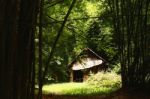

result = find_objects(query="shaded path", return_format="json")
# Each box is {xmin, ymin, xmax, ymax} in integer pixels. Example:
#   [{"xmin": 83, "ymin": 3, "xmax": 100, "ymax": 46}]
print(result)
[{"xmin": 36, "ymin": 89, "xmax": 150, "ymax": 99}]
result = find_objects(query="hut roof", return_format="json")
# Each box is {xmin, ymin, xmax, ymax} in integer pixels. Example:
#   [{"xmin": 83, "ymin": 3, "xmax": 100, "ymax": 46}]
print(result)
[{"xmin": 69, "ymin": 48, "xmax": 106, "ymax": 70}]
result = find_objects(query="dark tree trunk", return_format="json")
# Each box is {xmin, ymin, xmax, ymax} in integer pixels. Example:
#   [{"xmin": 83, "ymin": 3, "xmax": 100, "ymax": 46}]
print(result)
[
  {"xmin": 0, "ymin": 0, "xmax": 39, "ymax": 98},
  {"xmin": 38, "ymin": 0, "xmax": 44, "ymax": 99}
]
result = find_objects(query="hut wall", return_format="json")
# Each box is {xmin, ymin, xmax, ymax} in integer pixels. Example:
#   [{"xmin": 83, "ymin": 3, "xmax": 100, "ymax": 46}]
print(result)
[{"xmin": 70, "ymin": 70, "xmax": 74, "ymax": 82}]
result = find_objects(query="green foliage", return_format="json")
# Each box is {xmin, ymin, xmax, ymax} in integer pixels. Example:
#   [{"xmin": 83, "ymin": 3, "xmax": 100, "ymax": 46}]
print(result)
[
  {"xmin": 112, "ymin": 63, "xmax": 121, "ymax": 74},
  {"xmin": 86, "ymin": 72, "xmax": 121, "ymax": 88},
  {"xmin": 86, "ymin": 13, "xmax": 118, "ymax": 66}
]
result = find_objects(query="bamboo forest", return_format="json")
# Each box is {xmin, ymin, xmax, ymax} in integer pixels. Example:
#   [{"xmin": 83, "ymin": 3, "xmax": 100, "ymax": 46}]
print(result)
[{"xmin": 0, "ymin": 0, "xmax": 150, "ymax": 99}]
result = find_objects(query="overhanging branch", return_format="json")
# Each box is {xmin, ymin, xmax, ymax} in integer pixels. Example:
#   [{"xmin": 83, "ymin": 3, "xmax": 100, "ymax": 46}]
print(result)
[{"xmin": 42, "ymin": 0, "xmax": 77, "ymax": 82}]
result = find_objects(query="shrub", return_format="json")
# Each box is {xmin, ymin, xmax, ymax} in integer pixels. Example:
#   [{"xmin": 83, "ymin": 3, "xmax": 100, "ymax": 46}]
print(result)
[
  {"xmin": 112, "ymin": 63, "xmax": 121, "ymax": 74},
  {"xmin": 86, "ymin": 72, "xmax": 121, "ymax": 88}
]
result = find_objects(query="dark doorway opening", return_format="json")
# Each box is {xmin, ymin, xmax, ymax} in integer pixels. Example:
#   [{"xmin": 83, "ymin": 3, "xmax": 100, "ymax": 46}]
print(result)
[{"xmin": 73, "ymin": 70, "xmax": 83, "ymax": 82}]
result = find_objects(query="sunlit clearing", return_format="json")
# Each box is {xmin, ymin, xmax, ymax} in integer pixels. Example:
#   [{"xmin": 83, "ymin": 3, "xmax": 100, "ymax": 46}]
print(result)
[{"xmin": 42, "ymin": 72, "xmax": 121, "ymax": 95}]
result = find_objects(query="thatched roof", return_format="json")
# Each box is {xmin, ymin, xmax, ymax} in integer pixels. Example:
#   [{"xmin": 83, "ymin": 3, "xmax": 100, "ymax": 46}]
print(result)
[{"xmin": 69, "ymin": 48, "xmax": 106, "ymax": 70}]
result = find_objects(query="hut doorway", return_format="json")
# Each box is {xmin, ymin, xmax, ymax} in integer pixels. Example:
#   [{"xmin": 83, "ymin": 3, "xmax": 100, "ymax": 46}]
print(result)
[{"xmin": 73, "ymin": 70, "xmax": 83, "ymax": 82}]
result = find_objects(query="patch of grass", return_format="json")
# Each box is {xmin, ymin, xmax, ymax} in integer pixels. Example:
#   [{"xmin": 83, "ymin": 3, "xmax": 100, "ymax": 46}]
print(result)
[
  {"xmin": 42, "ymin": 72, "xmax": 121, "ymax": 96},
  {"xmin": 43, "ymin": 83, "xmax": 85, "ymax": 95},
  {"xmin": 42, "ymin": 82, "xmax": 119, "ymax": 95}
]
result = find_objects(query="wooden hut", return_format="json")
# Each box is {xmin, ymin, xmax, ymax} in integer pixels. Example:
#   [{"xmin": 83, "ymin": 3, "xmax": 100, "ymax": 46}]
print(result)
[{"xmin": 68, "ymin": 48, "xmax": 107, "ymax": 82}]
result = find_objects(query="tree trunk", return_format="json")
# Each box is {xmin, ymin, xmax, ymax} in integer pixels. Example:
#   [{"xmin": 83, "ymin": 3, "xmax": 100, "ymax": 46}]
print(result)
[{"xmin": 0, "ymin": 0, "xmax": 39, "ymax": 98}]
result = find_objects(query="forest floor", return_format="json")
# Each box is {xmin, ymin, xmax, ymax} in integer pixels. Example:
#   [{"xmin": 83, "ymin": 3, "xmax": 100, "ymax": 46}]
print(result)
[{"xmin": 39, "ymin": 89, "xmax": 150, "ymax": 99}]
